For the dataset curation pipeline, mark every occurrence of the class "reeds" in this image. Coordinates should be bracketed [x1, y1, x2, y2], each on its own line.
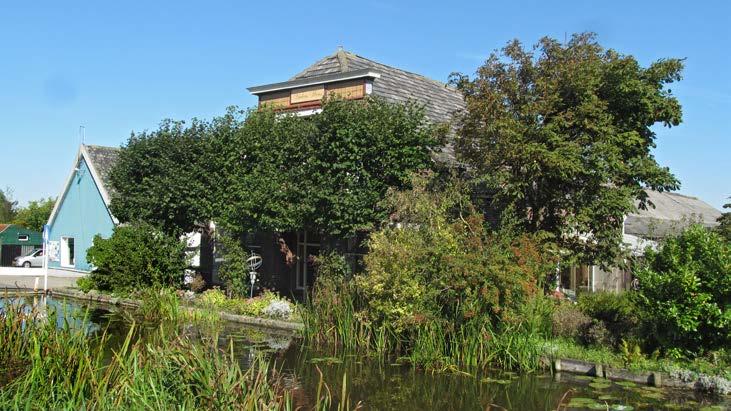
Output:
[302, 282, 550, 374]
[0, 296, 359, 410]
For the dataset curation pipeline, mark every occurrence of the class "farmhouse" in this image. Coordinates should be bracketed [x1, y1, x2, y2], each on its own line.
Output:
[237, 48, 465, 297]
[45, 49, 723, 300]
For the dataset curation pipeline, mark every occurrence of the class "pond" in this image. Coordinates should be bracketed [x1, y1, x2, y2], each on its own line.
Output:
[2, 295, 728, 411]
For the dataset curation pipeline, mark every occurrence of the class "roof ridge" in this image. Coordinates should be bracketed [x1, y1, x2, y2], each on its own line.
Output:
[344, 51, 459, 91]
[83, 144, 120, 150]
[289, 50, 341, 80]
[336, 48, 349, 72]
[664, 191, 699, 200]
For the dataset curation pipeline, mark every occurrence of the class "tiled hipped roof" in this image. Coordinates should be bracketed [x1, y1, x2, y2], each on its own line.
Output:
[291, 50, 465, 127]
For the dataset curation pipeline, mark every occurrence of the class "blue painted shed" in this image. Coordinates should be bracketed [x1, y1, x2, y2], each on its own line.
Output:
[46, 145, 120, 273]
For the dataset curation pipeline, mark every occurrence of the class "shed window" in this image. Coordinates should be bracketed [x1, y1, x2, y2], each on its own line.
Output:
[61, 237, 75, 268]
[18, 234, 29, 242]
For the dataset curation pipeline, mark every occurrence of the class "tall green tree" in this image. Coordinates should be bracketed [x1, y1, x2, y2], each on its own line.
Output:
[109, 118, 224, 236]
[109, 98, 438, 243]
[715, 197, 731, 242]
[217, 98, 440, 237]
[12, 197, 55, 231]
[450, 33, 683, 265]
[215, 107, 314, 236]
[307, 98, 440, 236]
[0, 188, 18, 223]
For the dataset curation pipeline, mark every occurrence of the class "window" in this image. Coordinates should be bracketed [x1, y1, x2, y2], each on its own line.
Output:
[61, 237, 75, 267]
[18, 234, 29, 242]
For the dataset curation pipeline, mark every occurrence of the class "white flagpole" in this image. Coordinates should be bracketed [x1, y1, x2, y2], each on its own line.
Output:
[43, 224, 49, 293]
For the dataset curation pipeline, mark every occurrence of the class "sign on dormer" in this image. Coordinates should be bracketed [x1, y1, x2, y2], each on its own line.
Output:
[291, 85, 325, 104]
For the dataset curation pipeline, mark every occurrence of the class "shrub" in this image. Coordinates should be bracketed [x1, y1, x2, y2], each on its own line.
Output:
[75, 276, 94, 293]
[86, 222, 187, 293]
[188, 274, 207, 293]
[262, 300, 293, 320]
[198, 288, 228, 308]
[579, 320, 612, 347]
[551, 302, 592, 340]
[217, 235, 254, 298]
[633, 225, 731, 354]
[578, 291, 640, 345]
[359, 172, 556, 333]
[196, 288, 293, 319]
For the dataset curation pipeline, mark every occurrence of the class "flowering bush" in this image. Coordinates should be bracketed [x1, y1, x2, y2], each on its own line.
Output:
[262, 300, 293, 320]
[196, 288, 293, 320]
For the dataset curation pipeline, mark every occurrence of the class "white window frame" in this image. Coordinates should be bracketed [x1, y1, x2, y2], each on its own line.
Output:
[17, 234, 29, 242]
[60, 236, 75, 268]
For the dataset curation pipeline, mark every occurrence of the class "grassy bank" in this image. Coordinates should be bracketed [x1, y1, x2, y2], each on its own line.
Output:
[0, 297, 358, 410]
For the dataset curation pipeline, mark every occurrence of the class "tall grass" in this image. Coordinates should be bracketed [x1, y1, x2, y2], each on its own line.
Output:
[0, 297, 360, 410]
[302, 277, 552, 373]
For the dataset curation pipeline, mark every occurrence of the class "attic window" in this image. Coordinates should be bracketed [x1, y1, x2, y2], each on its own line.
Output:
[18, 234, 29, 242]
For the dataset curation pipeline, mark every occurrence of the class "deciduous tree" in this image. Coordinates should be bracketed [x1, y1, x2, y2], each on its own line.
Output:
[450, 33, 683, 265]
[12, 197, 55, 231]
[109, 118, 224, 236]
[716, 198, 731, 242]
[0, 188, 17, 223]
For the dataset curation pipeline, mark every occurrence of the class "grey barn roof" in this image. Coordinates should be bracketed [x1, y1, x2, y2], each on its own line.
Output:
[290, 49, 466, 127]
[625, 190, 721, 238]
[83, 144, 120, 196]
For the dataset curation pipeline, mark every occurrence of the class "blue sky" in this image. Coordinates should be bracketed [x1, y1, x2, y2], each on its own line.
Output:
[1, 1, 729, 209]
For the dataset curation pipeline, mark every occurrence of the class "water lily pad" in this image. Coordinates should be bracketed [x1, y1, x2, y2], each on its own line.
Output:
[568, 397, 598, 407]
[598, 394, 616, 401]
[699, 407, 725, 411]
[610, 406, 634, 411]
[569, 399, 599, 409]
[615, 381, 637, 388]
[575, 375, 595, 381]
[571, 397, 596, 404]
[589, 382, 612, 389]
[637, 390, 664, 400]
[481, 377, 511, 384]
[588, 402, 610, 410]
[308, 357, 342, 364]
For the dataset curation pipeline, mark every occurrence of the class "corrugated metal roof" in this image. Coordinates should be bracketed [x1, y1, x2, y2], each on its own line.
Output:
[0, 224, 9, 234]
[625, 190, 722, 238]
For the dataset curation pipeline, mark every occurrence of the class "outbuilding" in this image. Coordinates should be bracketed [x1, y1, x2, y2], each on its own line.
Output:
[0, 224, 42, 266]
[46, 144, 120, 274]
